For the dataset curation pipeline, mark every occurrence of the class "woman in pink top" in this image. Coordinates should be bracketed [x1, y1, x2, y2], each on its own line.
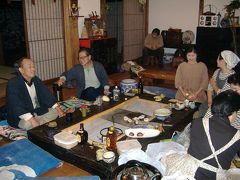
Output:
[175, 46, 209, 103]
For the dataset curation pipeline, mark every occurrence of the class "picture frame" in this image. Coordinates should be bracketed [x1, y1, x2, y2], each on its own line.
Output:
[230, 16, 239, 27]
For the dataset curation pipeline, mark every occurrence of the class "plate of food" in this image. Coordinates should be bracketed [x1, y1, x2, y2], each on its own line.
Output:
[154, 108, 171, 120]
[125, 128, 160, 138]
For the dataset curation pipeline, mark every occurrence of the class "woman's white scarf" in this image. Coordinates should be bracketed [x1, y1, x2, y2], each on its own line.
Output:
[221, 50, 240, 70]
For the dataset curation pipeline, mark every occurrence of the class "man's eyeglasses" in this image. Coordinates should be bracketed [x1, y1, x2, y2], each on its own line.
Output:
[79, 55, 89, 60]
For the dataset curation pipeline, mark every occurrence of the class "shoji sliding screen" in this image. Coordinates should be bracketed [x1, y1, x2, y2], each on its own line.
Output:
[123, 0, 146, 61]
[24, 0, 65, 80]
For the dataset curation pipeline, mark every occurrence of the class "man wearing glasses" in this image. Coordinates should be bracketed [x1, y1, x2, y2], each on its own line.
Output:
[57, 48, 109, 101]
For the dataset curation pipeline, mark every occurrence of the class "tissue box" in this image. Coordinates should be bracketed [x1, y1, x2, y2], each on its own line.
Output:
[53, 131, 78, 149]
[116, 139, 142, 155]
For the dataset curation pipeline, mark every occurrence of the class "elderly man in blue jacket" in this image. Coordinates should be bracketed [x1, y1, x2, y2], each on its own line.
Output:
[6, 58, 65, 130]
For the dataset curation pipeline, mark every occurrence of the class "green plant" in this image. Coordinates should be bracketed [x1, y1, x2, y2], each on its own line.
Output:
[224, 0, 240, 55]
[224, 0, 240, 17]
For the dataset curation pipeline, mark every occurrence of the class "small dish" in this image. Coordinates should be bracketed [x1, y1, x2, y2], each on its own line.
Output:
[174, 103, 185, 110]
[103, 151, 115, 163]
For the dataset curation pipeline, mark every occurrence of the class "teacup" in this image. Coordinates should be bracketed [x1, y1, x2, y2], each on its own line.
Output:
[103, 151, 115, 163]
[189, 101, 196, 109]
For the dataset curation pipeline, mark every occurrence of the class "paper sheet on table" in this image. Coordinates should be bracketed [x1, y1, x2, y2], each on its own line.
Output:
[120, 98, 168, 116]
[118, 149, 165, 175]
[146, 141, 187, 161]
[84, 118, 128, 144]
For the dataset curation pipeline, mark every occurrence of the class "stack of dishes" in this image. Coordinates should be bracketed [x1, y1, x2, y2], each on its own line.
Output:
[154, 108, 172, 121]
[120, 79, 138, 93]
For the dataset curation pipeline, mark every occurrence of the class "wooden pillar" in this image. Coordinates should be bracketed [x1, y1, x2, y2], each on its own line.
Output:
[100, 0, 106, 23]
[63, 0, 79, 70]
[198, 0, 204, 24]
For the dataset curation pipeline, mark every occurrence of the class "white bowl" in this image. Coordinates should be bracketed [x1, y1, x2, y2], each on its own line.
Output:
[103, 151, 115, 163]
[154, 108, 171, 116]
[154, 108, 171, 121]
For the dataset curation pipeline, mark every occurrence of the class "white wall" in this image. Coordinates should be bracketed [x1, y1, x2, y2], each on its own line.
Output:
[78, 0, 100, 37]
[149, 0, 240, 41]
[149, 0, 199, 36]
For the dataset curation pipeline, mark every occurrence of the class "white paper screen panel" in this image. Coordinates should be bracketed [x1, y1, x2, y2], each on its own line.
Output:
[24, 0, 65, 80]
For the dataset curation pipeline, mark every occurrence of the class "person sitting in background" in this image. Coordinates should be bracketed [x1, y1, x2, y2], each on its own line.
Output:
[57, 48, 109, 101]
[163, 90, 240, 179]
[175, 45, 209, 103]
[6, 58, 65, 130]
[171, 48, 185, 68]
[207, 50, 240, 107]
[142, 28, 164, 66]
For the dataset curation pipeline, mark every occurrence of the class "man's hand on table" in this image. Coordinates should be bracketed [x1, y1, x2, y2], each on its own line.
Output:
[29, 117, 40, 128]
[55, 106, 66, 117]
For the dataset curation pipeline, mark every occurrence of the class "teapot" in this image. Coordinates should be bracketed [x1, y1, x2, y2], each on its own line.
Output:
[114, 160, 161, 180]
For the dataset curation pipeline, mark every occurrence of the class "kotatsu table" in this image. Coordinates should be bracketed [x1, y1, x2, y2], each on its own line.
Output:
[28, 94, 196, 179]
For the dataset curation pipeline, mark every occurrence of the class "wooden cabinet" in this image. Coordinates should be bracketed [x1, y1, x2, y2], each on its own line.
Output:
[79, 37, 118, 74]
[196, 27, 238, 69]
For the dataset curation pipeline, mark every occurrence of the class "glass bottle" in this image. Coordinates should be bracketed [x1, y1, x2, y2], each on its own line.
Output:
[113, 86, 120, 101]
[76, 123, 88, 145]
[52, 83, 63, 101]
[106, 126, 117, 151]
[138, 76, 143, 95]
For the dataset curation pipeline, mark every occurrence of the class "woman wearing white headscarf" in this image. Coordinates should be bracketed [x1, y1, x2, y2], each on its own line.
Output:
[207, 50, 240, 107]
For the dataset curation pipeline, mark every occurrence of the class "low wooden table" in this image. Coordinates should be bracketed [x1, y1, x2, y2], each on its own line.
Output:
[28, 94, 196, 179]
[139, 64, 176, 82]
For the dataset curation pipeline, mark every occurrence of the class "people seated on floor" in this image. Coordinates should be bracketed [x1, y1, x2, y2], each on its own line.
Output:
[207, 50, 240, 107]
[171, 48, 185, 68]
[204, 73, 240, 129]
[6, 58, 65, 130]
[57, 47, 109, 101]
[175, 45, 209, 103]
[228, 73, 240, 129]
[175, 73, 240, 150]
[198, 50, 240, 118]
[142, 28, 164, 66]
[162, 90, 240, 179]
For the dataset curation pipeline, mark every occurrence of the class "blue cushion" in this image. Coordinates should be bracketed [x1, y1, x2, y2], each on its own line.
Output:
[144, 86, 176, 99]
[28, 176, 100, 180]
[0, 120, 8, 126]
[0, 139, 61, 176]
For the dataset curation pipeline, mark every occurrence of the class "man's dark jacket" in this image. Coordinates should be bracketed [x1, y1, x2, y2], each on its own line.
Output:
[6, 75, 57, 128]
[61, 61, 108, 98]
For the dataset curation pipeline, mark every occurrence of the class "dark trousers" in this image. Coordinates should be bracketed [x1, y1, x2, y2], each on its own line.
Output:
[142, 47, 164, 66]
[80, 86, 104, 101]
